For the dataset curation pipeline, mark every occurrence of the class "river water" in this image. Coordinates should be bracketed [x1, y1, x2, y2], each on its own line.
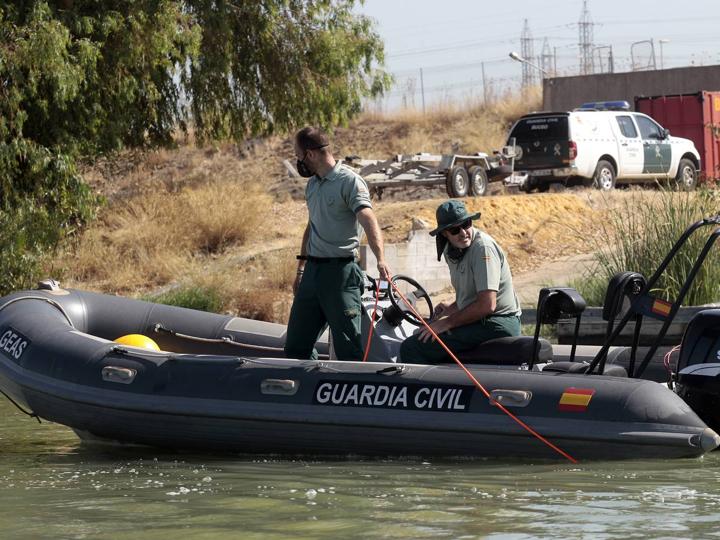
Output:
[1, 400, 719, 539]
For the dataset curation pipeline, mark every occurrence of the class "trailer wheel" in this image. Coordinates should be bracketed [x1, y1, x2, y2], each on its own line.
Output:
[446, 166, 469, 197]
[674, 158, 697, 191]
[468, 166, 489, 197]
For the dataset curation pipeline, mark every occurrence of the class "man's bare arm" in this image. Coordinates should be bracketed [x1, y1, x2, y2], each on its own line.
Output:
[417, 291, 496, 343]
[444, 290, 496, 329]
[356, 207, 391, 281]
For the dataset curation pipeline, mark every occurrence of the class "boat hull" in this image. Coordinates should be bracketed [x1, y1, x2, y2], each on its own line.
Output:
[0, 288, 717, 460]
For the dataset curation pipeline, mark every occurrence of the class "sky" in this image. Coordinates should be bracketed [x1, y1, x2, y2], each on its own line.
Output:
[356, 0, 720, 110]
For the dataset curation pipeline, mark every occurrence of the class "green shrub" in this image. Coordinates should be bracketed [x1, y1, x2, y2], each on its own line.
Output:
[0, 141, 98, 294]
[521, 323, 557, 343]
[145, 285, 223, 313]
[573, 189, 720, 306]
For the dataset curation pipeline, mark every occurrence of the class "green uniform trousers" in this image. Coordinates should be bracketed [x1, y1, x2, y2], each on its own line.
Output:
[399, 314, 521, 364]
[284, 260, 365, 361]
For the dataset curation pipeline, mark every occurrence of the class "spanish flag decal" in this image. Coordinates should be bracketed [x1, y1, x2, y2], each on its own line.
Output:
[651, 298, 673, 318]
[558, 387, 595, 412]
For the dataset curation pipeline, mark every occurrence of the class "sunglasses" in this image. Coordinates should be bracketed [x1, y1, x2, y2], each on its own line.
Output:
[446, 219, 472, 235]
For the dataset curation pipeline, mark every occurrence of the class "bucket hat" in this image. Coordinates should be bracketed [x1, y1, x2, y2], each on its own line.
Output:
[429, 200, 481, 236]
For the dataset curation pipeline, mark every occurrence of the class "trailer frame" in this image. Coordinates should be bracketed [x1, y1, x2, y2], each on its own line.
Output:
[283, 144, 519, 199]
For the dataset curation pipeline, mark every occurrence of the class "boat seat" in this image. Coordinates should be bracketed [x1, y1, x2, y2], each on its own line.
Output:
[542, 361, 628, 377]
[455, 336, 553, 365]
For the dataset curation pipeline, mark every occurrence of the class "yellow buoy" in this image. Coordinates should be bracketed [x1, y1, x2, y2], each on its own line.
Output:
[113, 334, 161, 351]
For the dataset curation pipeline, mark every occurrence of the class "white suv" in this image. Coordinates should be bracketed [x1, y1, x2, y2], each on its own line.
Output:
[507, 101, 701, 191]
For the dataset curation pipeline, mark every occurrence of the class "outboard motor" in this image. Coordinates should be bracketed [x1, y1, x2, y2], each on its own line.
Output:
[675, 309, 720, 433]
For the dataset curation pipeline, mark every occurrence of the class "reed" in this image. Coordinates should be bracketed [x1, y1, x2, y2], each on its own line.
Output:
[572, 188, 720, 306]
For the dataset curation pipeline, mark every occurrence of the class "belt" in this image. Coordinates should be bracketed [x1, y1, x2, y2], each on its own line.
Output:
[297, 255, 355, 263]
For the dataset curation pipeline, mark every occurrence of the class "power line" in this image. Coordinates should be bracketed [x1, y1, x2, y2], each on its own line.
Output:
[595, 15, 720, 25]
[388, 37, 516, 58]
[380, 75, 520, 98]
[391, 57, 509, 76]
[387, 34, 578, 60]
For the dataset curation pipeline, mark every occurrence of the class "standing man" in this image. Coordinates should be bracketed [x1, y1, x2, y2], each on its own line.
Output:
[284, 127, 391, 361]
[400, 200, 521, 364]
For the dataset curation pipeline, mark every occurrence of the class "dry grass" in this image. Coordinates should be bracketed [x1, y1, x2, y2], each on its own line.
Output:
[59, 180, 272, 293]
[143, 246, 298, 321]
[350, 88, 542, 157]
[229, 247, 297, 320]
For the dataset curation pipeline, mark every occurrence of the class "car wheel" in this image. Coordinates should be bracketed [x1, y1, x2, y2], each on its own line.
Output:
[674, 158, 697, 191]
[592, 160, 616, 191]
[446, 166, 469, 197]
[468, 165, 488, 197]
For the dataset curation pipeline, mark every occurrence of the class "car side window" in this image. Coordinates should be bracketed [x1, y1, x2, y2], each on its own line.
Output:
[634, 115, 664, 140]
[616, 116, 638, 138]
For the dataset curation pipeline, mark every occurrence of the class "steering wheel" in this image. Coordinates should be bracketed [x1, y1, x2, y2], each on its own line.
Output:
[387, 275, 434, 327]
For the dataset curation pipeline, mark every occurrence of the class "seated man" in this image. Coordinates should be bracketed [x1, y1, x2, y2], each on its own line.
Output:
[400, 200, 521, 364]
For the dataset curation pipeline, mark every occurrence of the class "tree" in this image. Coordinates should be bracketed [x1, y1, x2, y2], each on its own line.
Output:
[0, 1, 389, 293]
[184, 0, 390, 140]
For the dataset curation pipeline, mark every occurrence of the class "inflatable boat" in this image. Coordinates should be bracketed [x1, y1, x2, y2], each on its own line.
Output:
[1, 215, 718, 461]
[0, 278, 717, 462]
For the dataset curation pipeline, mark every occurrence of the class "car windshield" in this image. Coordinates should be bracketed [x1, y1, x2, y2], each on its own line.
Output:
[509, 116, 569, 142]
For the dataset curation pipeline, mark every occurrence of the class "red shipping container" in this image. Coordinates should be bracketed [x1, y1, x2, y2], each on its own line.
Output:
[635, 91, 720, 183]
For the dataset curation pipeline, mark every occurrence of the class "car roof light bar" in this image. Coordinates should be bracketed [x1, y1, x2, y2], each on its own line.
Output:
[576, 100, 631, 111]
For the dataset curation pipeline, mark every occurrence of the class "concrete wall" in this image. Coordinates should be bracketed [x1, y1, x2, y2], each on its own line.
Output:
[543, 65, 720, 112]
[359, 228, 450, 294]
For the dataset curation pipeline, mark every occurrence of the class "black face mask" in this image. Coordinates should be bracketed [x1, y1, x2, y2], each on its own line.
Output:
[435, 234, 469, 262]
[295, 144, 329, 178]
[447, 244, 469, 263]
[296, 152, 314, 178]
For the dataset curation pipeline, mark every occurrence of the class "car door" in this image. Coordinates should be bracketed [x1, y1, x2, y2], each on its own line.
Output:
[613, 115, 643, 177]
[634, 114, 672, 176]
[507, 114, 570, 172]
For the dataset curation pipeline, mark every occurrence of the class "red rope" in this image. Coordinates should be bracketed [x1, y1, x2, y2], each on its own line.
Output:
[362, 280, 380, 362]
[389, 281, 578, 464]
[664, 344, 681, 377]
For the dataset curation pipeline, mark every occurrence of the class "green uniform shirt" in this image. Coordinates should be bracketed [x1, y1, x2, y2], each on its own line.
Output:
[445, 228, 521, 316]
[305, 161, 372, 258]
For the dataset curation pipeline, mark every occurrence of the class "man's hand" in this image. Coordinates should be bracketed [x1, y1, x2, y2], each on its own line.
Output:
[432, 301, 455, 320]
[376, 259, 391, 282]
[416, 318, 452, 343]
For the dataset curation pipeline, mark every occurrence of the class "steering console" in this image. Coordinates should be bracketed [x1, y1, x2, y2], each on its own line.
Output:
[384, 275, 434, 327]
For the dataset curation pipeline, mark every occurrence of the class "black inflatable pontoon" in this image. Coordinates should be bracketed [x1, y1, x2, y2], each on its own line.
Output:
[0, 281, 717, 461]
